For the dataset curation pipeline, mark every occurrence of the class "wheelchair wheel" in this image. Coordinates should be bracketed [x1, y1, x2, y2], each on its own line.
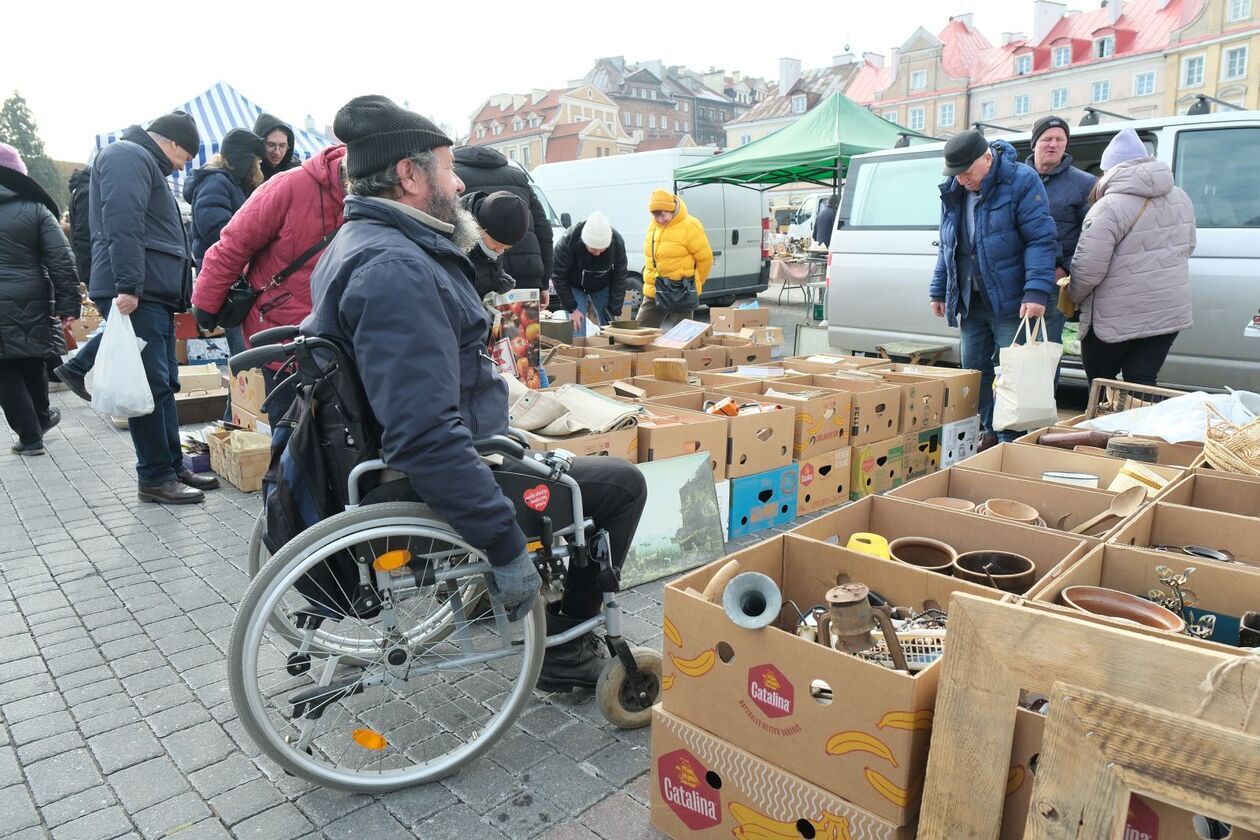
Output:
[595, 647, 661, 730]
[229, 502, 546, 792]
[247, 512, 267, 577]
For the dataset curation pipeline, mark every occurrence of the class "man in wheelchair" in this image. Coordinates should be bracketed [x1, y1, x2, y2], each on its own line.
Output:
[301, 95, 647, 692]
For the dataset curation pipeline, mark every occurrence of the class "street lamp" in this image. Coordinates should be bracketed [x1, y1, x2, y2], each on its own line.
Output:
[1187, 94, 1245, 115]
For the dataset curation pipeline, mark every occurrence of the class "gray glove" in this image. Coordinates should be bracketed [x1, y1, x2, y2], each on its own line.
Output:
[487, 551, 542, 621]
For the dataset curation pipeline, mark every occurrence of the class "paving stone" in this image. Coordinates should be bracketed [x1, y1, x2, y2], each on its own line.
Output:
[41, 784, 118, 829]
[489, 731, 558, 774]
[133, 789, 212, 840]
[0, 672, 56, 705]
[157, 818, 232, 840]
[49, 804, 133, 840]
[146, 702, 211, 738]
[484, 789, 567, 838]
[207, 777, 285, 826]
[87, 721, 163, 775]
[417, 802, 509, 840]
[231, 803, 314, 840]
[15, 729, 85, 764]
[538, 821, 603, 840]
[576, 791, 653, 840]
[584, 742, 652, 788]
[551, 720, 617, 761]
[322, 802, 414, 840]
[5, 691, 69, 724]
[162, 722, 235, 773]
[441, 758, 522, 809]
[25, 748, 104, 806]
[379, 782, 458, 827]
[517, 704, 579, 739]
[524, 754, 614, 817]
[107, 755, 189, 813]
[187, 754, 262, 799]
[0, 745, 21, 787]
[131, 683, 196, 716]
[292, 786, 372, 827]
[0, 783, 40, 831]
[79, 707, 144, 740]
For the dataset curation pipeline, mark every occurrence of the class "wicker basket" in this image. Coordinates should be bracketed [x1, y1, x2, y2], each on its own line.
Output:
[1203, 403, 1260, 476]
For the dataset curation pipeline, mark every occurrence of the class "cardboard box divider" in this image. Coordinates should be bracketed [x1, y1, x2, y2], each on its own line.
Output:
[1015, 425, 1204, 469]
[1107, 501, 1260, 571]
[727, 463, 798, 538]
[637, 405, 727, 481]
[795, 447, 852, 515]
[713, 337, 772, 365]
[229, 404, 271, 436]
[644, 390, 795, 478]
[779, 373, 901, 447]
[681, 345, 729, 371]
[551, 346, 634, 384]
[621, 376, 703, 399]
[522, 426, 638, 461]
[850, 436, 905, 500]
[620, 346, 674, 376]
[790, 494, 1093, 594]
[710, 306, 770, 334]
[1159, 470, 1260, 518]
[542, 357, 577, 386]
[870, 364, 981, 424]
[959, 442, 1184, 490]
[715, 380, 851, 458]
[903, 427, 942, 483]
[662, 533, 1009, 824]
[890, 466, 1140, 540]
[737, 325, 785, 347]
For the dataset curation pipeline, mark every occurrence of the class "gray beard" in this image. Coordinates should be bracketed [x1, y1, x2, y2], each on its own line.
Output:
[450, 207, 481, 252]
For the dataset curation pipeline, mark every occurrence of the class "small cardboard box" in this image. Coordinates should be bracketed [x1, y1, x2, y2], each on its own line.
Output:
[552, 346, 634, 384]
[940, 415, 981, 467]
[713, 337, 773, 365]
[1159, 470, 1260, 517]
[230, 369, 268, 418]
[638, 406, 727, 481]
[851, 436, 905, 499]
[651, 319, 713, 351]
[791, 494, 1092, 594]
[542, 358, 577, 387]
[662, 533, 1007, 824]
[960, 443, 1184, 491]
[796, 447, 852, 515]
[903, 427, 942, 482]
[207, 428, 271, 492]
[650, 706, 913, 840]
[717, 380, 851, 458]
[873, 364, 981, 424]
[681, 345, 729, 372]
[784, 374, 900, 447]
[738, 325, 785, 346]
[178, 363, 222, 393]
[1015, 426, 1204, 469]
[523, 427, 638, 461]
[710, 306, 769, 334]
[644, 391, 795, 478]
[874, 371, 946, 433]
[621, 346, 674, 376]
[70, 316, 102, 345]
[174, 388, 229, 426]
[1107, 502, 1260, 570]
[728, 463, 798, 538]
[890, 467, 1137, 540]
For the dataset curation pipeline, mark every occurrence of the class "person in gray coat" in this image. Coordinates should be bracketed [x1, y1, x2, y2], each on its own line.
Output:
[1069, 128, 1195, 385]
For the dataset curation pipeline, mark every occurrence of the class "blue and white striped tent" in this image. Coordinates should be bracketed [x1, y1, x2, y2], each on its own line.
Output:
[93, 81, 334, 195]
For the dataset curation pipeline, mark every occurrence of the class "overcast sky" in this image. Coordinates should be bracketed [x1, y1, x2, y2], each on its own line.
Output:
[4, 0, 1101, 161]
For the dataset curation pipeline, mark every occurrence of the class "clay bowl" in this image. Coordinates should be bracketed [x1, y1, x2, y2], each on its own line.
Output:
[889, 537, 957, 575]
[982, 498, 1041, 525]
[953, 551, 1037, 593]
[1059, 585, 1186, 633]
[924, 497, 976, 513]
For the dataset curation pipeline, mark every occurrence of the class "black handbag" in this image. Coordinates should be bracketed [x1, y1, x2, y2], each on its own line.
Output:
[649, 233, 698, 313]
[213, 230, 337, 329]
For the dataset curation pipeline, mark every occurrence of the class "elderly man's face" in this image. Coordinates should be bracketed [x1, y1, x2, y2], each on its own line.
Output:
[1034, 128, 1069, 171]
[956, 151, 994, 192]
[265, 130, 289, 166]
[159, 137, 194, 172]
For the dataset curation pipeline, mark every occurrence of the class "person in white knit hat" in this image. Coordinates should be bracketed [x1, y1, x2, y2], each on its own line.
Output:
[552, 210, 629, 328]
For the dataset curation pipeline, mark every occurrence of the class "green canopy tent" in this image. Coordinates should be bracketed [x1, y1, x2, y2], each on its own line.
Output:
[673, 92, 935, 192]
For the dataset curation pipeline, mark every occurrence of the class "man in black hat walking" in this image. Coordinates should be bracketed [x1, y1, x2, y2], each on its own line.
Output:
[56, 111, 219, 504]
[1025, 115, 1096, 352]
[929, 129, 1057, 447]
[303, 95, 646, 692]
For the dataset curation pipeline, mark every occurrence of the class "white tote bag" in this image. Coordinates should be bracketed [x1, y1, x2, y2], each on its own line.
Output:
[993, 315, 1062, 432]
[90, 304, 154, 418]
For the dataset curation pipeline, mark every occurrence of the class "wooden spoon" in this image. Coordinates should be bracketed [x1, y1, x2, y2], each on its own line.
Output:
[1069, 485, 1146, 535]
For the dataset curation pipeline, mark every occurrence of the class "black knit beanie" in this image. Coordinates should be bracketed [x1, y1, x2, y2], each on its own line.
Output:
[1031, 115, 1070, 147]
[147, 110, 201, 156]
[221, 129, 265, 179]
[475, 191, 531, 246]
[334, 95, 453, 179]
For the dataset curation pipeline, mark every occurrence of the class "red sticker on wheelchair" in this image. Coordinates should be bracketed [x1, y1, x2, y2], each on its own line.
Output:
[523, 484, 550, 511]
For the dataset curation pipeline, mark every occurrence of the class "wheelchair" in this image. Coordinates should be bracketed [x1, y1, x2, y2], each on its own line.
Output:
[224, 327, 662, 793]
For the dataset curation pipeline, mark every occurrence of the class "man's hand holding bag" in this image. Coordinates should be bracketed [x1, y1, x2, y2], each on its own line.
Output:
[993, 315, 1062, 432]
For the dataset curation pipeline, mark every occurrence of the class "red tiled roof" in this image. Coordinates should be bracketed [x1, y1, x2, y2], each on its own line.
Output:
[844, 60, 893, 105]
[635, 136, 686, 151]
[545, 135, 579, 163]
[939, 19, 994, 78]
[727, 63, 860, 125]
[550, 121, 590, 139]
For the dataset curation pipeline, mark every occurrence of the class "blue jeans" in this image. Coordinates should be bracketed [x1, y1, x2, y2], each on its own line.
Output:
[959, 292, 1024, 441]
[572, 287, 612, 325]
[222, 326, 247, 422]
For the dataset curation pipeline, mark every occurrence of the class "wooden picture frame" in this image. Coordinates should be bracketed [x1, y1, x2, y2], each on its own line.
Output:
[918, 593, 1260, 838]
[1024, 683, 1260, 838]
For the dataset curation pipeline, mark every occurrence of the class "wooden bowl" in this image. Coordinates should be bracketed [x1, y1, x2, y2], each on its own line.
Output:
[889, 537, 956, 574]
[982, 498, 1041, 524]
[1059, 586, 1186, 633]
[953, 551, 1037, 593]
[923, 497, 976, 513]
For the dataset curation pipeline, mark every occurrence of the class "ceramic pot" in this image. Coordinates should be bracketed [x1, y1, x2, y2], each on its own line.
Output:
[953, 551, 1037, 593]
[1059, 585, 1186, 633]
[889, 537, 957, 575]
[982, 498, 1041, 525]
[924, 497, 976, 513]
[846, 533, 890, 560]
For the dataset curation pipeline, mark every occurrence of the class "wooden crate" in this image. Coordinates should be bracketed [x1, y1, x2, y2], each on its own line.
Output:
[207, 430, 270, 492]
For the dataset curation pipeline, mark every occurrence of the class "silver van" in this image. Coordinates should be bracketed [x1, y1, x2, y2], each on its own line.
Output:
[825, 111, 1260, 392]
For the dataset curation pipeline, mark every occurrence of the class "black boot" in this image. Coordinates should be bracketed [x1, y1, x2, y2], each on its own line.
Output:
[537, 603, 607, 693]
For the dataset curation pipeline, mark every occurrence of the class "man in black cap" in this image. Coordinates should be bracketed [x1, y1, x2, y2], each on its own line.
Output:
[461, 189, 531, 297]
[55, 110, 217, 504]
[930, 129, 1056, 447]
[304, 95, 646, 692]
[1025, 115, 1096, 353]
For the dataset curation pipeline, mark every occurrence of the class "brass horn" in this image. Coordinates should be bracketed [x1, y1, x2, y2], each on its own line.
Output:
[721, 572, 783, 630]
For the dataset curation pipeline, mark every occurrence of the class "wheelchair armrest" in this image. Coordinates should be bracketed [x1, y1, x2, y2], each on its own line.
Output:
[250, 325, 301, 347]
[474, 435, 527, 461]
[505, 427, 530, 448]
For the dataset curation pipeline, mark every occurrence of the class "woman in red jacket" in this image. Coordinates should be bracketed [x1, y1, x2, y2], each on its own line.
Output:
[191, 144, 346, 417]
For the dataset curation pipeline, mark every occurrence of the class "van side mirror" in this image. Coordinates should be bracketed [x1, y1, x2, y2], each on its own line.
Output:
[560, 212, 572, 228]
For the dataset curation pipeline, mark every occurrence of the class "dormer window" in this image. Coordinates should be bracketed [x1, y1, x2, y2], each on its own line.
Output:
[512, 117, 523, 131]
[1095, 36, 1115, 58]
[1015, 55, 1032, 75]
[910, 70, 927, 90]
[1052, 45, 1071, 67]
[791, 94, 807, 114]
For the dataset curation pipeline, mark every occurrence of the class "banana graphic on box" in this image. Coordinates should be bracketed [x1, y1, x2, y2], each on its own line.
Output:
[876, 709, 934, 731]
[661, 674, 675, 691]
[729, 802, 855, 840]
[669, 648, 718, 678]
[824, 731, 898, 768]
[663, 616, 682, 648]
[864, 768, 922, 808]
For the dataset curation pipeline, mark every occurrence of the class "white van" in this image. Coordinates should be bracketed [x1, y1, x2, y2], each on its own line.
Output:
[531, 148, 770, 306]
[825, 111, 1260, 392]
[787, 190, 833, 240]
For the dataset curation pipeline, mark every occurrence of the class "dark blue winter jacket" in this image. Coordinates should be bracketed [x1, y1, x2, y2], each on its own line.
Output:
[1023, 153, 1097, 275]
[303, 196, 526, 567]
[930, 140, 1057, 327]
[183, 167, 246, 266]
[88, 126, 191, 310]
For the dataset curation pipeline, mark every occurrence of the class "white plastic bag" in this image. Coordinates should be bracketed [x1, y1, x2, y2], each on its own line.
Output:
[90, 304, 154, 418]
[993, 316, 1062, 432]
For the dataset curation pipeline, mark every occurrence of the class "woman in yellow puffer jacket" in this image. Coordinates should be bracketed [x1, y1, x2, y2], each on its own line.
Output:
[640, 189, 713, 329]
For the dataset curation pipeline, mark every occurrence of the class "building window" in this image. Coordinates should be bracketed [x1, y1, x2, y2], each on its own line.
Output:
[1224, 45, 1249, 80]
[1092, 80, 1111, 102]
[1014, 94, 1030, 116]
[650, 90, 657, 100]
[512, 118, 523, 131]
[910, 70, 928, 90]
[623, 111, 631, 126]
[1134, 72, 1156, 97]
[1182, 55, 1205, 87]
[675, 120, 681, 131]
[1053, 45, 1071, 68]
[684, 121, 690, 132]
[883, 109, 899, 123]
[476, 126, 486, 139]
[981, 101, 996, 120]
[908, 107, 926, 130]
[791, 94, 807, 114]
[1095, 36, 1115, 58]
[507, 148, 516, 160]
[523, 146, 531, 165]
[684, 101, 690, 112]
[635, 113, 642, 127]
[493, 124, 502, 135]
[1228, 0, 1251, 21]
[1051, 87, 1069, 109]
[740, 134, 752, 145]
[649, 113, 656, 128]
[1015, 55, 1033, 75]
[938, 102, 955, 127]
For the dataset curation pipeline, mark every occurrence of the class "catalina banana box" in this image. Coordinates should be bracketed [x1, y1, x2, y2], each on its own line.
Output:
[650, 706, 914, 839]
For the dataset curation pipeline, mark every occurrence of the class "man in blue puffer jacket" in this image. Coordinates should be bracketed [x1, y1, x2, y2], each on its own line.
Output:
[930, 131, 1057, 446]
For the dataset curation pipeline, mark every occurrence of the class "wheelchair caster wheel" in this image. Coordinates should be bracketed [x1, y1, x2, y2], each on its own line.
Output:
[595, 647, 661, 730]
[286, 653, 311, 676]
